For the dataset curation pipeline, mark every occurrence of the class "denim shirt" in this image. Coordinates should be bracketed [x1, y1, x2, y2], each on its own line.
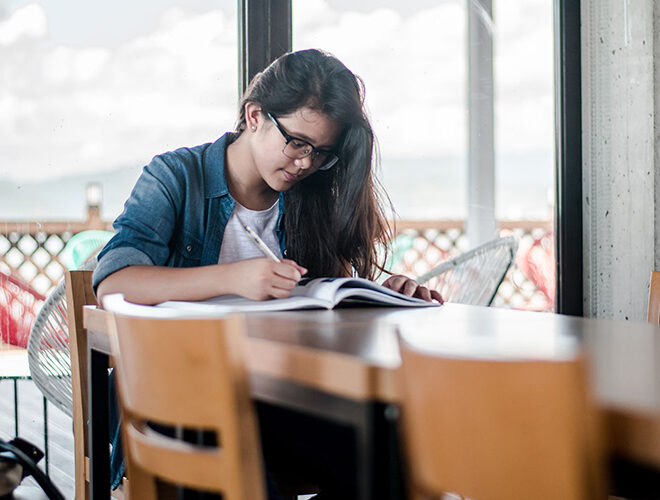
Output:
[92, 132, 286, 292]
[93, 132, 286, 492]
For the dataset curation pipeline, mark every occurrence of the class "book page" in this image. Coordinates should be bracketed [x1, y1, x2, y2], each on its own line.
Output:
[159, 293, 332, 313]
[292, 277, 434, 307]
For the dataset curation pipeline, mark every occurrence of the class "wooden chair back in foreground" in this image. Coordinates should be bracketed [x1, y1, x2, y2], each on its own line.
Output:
[64, 270, 97, 500]
[648, 271, 660, 324]
[107, 312, 265, 500]
[398, 336, 603, 500]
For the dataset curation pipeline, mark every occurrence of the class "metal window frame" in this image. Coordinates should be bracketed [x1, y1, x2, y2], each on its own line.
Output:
[238, 0, 292, 97]
[237, 0, 582, 316]
[554, 0, 583, 316]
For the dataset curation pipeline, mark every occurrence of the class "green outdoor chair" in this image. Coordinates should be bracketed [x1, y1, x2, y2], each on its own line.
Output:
[59, 230, 112, 270]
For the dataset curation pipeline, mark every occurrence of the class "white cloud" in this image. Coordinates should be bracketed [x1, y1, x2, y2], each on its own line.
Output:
[0, 3, 46, 46]
[1, 0, 553, 185]
[1, 5, 238, 182]
[293, 0, 554, 157]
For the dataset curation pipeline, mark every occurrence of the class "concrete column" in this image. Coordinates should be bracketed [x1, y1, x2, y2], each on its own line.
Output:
[655, 3, 660, 273]
[467, 0, 496, 249]
[582, 0, 657, 320]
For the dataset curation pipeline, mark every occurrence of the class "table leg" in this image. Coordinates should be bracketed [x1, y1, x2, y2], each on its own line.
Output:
[89, 348, 110, 500]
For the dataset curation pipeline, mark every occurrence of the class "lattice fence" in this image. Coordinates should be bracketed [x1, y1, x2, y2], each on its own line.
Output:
[0, 231, 73, 294]
[0, 219, 555, 311]
[388, 220, 554, 311]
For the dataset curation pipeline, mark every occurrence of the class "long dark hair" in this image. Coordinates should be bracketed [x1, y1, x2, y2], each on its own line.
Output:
[236, 49, 392, 279]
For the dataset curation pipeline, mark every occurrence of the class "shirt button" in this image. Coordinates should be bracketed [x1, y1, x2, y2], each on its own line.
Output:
[186, 244, 192, 252]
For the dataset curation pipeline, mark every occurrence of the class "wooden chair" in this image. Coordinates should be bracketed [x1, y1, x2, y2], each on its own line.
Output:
[648, 271, 660, 324]
[64, 270, 98, 500]
[106, 311, 266, 500]
[398, 336, 603, 500]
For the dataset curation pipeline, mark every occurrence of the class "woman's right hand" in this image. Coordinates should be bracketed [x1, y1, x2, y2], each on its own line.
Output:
[224, 258, 307, 301]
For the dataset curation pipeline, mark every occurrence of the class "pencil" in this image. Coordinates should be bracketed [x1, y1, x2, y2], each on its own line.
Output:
[235, 214, 282, 263]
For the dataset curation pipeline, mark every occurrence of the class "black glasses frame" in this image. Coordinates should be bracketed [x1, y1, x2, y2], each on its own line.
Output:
[266, 112, 338, 170]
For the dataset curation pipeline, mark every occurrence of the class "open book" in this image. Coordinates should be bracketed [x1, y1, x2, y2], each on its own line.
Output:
[158, 277, 439, 313]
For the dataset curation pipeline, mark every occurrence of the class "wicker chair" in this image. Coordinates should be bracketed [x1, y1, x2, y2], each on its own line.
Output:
[1, 273, 45, 348]
[27, 260, 97, 418]
[416, 236, 518, 306]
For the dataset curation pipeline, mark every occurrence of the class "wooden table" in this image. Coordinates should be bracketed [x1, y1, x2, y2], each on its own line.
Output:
[83, 303, 660, 499]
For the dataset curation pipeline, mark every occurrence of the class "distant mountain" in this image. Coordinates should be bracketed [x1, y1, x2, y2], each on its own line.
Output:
[0, 165, 143, 221]
[0, 152, 554, 222]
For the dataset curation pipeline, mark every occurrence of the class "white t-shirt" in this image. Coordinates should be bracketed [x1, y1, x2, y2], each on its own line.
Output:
[218, 200, 283, 264]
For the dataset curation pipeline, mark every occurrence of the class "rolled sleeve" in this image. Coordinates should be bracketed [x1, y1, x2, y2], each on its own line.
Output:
[92, 154, 187, 293]
[92, 247, 155, 292]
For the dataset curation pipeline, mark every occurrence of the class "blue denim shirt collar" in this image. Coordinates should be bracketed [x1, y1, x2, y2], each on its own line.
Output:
[200, 133, 286, 264]
[203, 133, 233, 199]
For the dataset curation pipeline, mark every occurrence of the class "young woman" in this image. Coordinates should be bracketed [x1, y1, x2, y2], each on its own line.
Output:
[94, 48, 441, 498]
[93, 48, 442, 304]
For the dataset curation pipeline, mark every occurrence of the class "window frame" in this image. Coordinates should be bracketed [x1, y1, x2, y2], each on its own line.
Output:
[240, 0, 584, 316]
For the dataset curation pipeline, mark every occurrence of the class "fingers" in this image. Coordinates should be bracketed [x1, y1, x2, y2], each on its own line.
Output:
[382, 275, 408, 292]
[402, 279, 418, 296]
[278, 259, 307, 281]
[382, 274, 444, 303]
[281, 259, 308, 277]
[413, 285, 432, 302]
[265, 259, 307, 299]
[430, 290, 444, 304]
[383, 275, 419, 296]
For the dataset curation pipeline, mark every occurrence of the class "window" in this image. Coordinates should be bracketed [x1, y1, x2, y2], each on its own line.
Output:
[293, 0, 556, 310]
[0, 0, 237, 292]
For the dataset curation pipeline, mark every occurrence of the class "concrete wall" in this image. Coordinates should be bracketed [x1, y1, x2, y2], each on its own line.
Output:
[582, 0, 657, 320]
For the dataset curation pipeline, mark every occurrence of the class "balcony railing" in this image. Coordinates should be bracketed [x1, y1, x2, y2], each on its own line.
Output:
[0, 210, 554, 311]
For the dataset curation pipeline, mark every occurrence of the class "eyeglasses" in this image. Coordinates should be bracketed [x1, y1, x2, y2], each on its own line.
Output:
[267, 112, 339, 171]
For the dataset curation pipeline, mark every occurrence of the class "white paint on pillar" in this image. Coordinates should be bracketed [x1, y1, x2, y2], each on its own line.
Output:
[582, 0, 656, 320]
[467, 0, 496, 249]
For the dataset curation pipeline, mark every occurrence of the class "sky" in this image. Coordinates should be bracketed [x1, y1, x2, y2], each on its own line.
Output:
[0, 0, 554, 184]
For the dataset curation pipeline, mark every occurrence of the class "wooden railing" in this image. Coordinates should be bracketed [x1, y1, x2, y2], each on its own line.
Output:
[0, 212, 554, 310]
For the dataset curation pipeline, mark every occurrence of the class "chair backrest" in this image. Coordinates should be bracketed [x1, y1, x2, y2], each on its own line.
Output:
[648, 271, 660, 324]
[107, 312, 265, 500]
[64, 269, 98, 500]
[416, 236, 518, 306]
[1, 272, 45, 348]
[27, 280, 71, 416]
[59, 230, 113, 270]
[398, 337, 603, 500]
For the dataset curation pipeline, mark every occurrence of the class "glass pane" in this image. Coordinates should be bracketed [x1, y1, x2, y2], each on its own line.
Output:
[293, 0, 555, 311]
[495, 0, 554, 222]
[293, 0, 467, 221]
[1, 0, 237, 299]
[493, 0, 555, 311]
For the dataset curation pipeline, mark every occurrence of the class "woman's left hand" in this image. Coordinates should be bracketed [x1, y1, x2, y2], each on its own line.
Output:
[381, 275, 444, 304]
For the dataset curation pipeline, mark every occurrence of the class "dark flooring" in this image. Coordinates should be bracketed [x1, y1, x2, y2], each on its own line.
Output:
[0, 378, 74, 499]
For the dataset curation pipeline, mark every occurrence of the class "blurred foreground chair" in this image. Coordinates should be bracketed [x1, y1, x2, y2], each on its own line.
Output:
[27, 266, 99, 500]
[106, 308, 266, 500]
[648, 271, 660, 324]
[65, 270, 98, 500]
[416, 236, 517, 306]
[398, 334, 603, 500]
